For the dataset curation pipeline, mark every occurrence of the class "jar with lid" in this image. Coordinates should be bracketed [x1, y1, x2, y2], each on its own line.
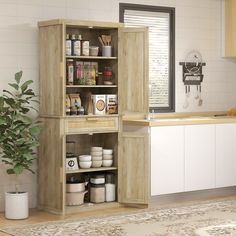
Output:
[77, 106, 85, 115]
[105, 174, 115, 202]
[96, 72, 103, 85]
[75, 61, 84, 85]
[103, 67, 113, 85]
[90, 183, 105, 203]
[66, 59, 74, 85]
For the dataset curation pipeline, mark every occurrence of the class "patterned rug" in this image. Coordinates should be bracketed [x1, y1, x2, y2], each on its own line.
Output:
[2, 199, 236, 236]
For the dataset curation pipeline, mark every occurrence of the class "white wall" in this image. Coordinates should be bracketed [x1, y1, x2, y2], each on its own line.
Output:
[0, 0, 235, 211]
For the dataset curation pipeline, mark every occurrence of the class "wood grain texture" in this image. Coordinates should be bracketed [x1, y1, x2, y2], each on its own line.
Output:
[118, 27, 149, 118]
[38, 118, 65, 214]
[65, 117, 119, 134]
[118, 126, 150, 204]
[225, 0, 236, 57]
[39, 24, 64, 116]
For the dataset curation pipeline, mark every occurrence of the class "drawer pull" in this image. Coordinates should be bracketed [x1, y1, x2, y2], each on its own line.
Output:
[86, 117, 99, 121]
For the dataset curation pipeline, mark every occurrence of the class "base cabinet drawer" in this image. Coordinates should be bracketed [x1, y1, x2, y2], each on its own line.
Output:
[65, 117, 119, 134]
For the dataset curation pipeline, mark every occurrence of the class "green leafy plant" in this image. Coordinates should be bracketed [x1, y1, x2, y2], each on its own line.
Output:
[0, 71, 42, 176]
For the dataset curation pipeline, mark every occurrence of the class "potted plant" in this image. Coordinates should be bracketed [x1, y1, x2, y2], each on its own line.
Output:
[0, 71, 42, 219]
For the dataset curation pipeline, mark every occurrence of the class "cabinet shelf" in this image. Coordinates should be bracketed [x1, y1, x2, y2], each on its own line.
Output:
[66, 56, 117, 60]
[66, 166, 117, 174]
[66, 201, 119, 214]
[66, 85, 117, 88]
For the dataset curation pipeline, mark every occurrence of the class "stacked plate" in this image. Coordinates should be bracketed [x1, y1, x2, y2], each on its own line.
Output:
[102, 149, 113, 167]
[91, 147, 103, 168]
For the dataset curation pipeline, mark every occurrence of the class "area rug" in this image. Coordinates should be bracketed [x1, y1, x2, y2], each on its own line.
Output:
[2, 199, 236, 236]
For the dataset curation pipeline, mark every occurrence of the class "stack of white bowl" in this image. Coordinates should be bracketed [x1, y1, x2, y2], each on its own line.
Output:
[91, 147, 103, 168]
[78, 155, 92, 169]
[102, 149, 113, 167]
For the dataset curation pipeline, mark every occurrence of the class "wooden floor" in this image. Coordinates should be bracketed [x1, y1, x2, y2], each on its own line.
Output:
[1, 188, 236, 236]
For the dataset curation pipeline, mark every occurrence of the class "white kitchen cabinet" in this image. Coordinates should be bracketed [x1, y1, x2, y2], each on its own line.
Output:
[216, 123, 236, 187]
[151, 126, 185, 195]
[185, 125, 215, 191]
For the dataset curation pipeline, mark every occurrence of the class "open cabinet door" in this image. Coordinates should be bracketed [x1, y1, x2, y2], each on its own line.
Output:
[118, 27, 149, 205]
[118, 128, 150, 204]
[118, 27, 149, 118]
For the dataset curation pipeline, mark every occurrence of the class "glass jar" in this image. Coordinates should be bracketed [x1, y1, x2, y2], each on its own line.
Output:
[66, 59, 74, 85]
[103, 67, 113, 85]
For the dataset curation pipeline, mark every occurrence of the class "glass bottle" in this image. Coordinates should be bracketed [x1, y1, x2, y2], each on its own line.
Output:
[66, 34, 72, 56]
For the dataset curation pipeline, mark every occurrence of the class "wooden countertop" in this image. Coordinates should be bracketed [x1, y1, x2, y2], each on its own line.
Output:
[123, 115, 236, 127]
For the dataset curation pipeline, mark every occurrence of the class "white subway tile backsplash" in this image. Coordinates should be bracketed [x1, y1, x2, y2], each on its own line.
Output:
[66, 8, 90, 20]
[0, 3, 17, 17]
[42, 6, 67, 19]
[17, 5, 43, 18]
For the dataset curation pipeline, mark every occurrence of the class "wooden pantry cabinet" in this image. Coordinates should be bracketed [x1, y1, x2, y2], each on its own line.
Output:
[38, 19, 148, 214]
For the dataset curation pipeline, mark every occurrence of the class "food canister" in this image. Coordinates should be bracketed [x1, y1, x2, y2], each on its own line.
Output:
[90, 174, 105, 184]
[90, 183, 105, 203]
[105, 173, 115, 202]
[105, 183, 115, 202]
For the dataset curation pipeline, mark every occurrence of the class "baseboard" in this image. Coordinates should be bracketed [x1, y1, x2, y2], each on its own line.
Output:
[150, 186, 236, 206]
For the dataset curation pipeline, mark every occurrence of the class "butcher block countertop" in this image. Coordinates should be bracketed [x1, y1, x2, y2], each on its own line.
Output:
[123, 112, 236, 127]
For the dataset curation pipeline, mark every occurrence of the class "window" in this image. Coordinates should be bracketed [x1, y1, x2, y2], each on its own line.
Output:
[120, 3, 175, 112]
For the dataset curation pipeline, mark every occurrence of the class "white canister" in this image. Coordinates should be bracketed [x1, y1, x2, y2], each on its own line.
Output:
[105, 183, 115, 202]
[102, 46, 112, 57]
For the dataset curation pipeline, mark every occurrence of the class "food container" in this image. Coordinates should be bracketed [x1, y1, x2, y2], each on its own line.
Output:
[66, 191, 87, 206]
[90, 184, 105, 203]
[90, 174, 105, 184]
[66, 182, 86, 192]
[81, 40, 89, 56]
[79, 155, 92, 162]
[102, 160, 113, 167]
[105, 183, 115, 202]
[89, 46, 99, 56]
[92, 94, 106, 115]
[106, 95, 118, 114]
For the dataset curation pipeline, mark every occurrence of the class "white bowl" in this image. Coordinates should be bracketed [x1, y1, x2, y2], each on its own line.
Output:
[103, 149, 113, 155]
[79, 155, 91, 162]
[103, 154, 113, 160]
[91, 146, 103, 152]
[91, 155, 103, 161]
[79, 161, 92, 169]
[102, 160, 113, 167]
[89, 46, 99, 56]
[91, 151, 103, 156]
[91, 160, 102, 168]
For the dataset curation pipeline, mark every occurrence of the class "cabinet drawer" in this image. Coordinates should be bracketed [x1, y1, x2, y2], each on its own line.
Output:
[65, 117, 119, 134]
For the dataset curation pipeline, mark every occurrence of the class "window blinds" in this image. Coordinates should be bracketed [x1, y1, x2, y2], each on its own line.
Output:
[124, 10, 170, 108]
